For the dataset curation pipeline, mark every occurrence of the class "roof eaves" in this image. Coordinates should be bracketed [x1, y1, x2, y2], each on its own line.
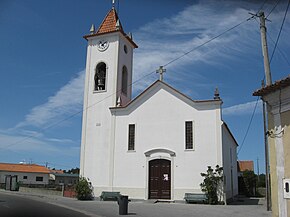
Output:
[253, 74, 290, 96]
[110, 80, 221, 110]
[222, 121, 239, 146]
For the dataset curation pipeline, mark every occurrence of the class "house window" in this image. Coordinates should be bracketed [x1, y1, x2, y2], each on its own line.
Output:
[185, 121, 193, 149]
[36, 176, 43, 182]
[23, 176, 27, 179]
[122, 66, 128, 95]
[94, 62, 106, 91]
[128, 124, 135, 151]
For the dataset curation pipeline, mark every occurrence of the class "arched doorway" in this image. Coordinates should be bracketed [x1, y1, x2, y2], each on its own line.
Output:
[149, 159, 171, 199]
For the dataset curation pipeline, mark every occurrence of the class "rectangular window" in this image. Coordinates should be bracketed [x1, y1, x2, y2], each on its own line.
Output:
[23, 176, 27, 179]
[36, 176, 43, 182]
[185, 121, 193, 149]
[128, 124, 135, 151]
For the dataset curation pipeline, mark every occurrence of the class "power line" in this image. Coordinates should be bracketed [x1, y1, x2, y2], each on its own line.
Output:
[1, 14, 255, 152]
[258, 0, 270, 13]
[238, 97, 260, 155]
[253, 17, 290, 67]
[164, 18, 252, 68]
[269, 0, 290, 63]
[266, 0, 281, 19]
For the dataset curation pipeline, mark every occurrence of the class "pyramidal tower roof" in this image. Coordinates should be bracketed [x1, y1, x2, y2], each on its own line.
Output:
[84, 8, 137, 48]
[97, 8, 123, 34]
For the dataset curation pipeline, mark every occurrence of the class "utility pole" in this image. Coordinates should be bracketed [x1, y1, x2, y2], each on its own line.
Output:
[257, 157, 260, 183]
[259, 11, 272, 85]
[258, 11, 272, 211]
[262, 80, 271, 211]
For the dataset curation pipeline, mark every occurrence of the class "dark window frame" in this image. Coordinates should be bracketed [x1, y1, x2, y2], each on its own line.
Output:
[128, 124, 135, 151]
[23, 176, 27, 180]
[36, 176, 43, 182]
[185, 121, 193, 149]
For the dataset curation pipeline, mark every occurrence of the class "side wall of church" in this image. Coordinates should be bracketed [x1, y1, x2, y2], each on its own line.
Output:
[222, 125, 238, 202]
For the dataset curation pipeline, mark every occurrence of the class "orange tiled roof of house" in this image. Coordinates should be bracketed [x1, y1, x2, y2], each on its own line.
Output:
[238, 161, 254, 172]
[0, 163, 50, 174]
[253, 74, 290, 96]
[50, 169, 64, 174]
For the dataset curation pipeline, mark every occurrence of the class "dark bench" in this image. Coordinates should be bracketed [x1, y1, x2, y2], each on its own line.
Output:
[100, 191, 121, 201]
[184, 193, 207, 203]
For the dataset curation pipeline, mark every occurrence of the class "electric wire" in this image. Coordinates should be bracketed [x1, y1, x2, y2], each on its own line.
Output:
[266, 0, 281, 19]
[1, 14, 256, 153]
[258, 0, 270, 13]
[269, 0, 290, 63]
[253, 17, 290, 67]
[237, 97, 260, 155]
[237, 1, 290, 156]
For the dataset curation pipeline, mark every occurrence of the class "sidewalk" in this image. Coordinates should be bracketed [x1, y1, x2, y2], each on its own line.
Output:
[1, 190, 271, 217]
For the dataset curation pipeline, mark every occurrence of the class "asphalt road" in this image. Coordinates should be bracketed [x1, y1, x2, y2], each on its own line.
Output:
[0, 192, 92, 217]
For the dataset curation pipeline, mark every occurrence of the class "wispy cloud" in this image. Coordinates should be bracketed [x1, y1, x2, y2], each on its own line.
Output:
[223, 100, 262, 116]
[132, 2, 258, 94]
[16, 70, 85, 128]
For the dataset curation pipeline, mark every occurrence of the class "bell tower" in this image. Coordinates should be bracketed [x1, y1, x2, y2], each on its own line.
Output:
[80, 7, 137, 192]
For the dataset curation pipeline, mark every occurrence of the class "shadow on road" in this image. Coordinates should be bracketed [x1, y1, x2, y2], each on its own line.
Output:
[229, 196, 263, 205]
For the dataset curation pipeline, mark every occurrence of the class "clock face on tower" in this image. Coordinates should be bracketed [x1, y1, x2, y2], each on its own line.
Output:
[97, 40, 109, 51]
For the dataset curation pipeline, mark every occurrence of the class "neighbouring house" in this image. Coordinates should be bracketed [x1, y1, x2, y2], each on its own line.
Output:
[49, 172, 79, 186]
[0, 163, 50, 190]
[253, 75, 290, 217]
[237, 160, 254, 177]
[80, 6, 239, 202]
[237, 160, 255, 195]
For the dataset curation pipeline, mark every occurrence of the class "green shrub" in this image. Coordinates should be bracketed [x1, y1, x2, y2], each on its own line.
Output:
[200, 165, 223, 205]
[75, 177, 93, 200]
[242, 170, 256, 196]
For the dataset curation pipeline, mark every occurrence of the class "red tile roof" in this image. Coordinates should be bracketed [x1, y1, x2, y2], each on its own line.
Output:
[0, 163, 50, 174]
[50, 169, 64, 174]
[96, 8, 123, 34]
[253, 74, 290, 96]
[83, 8, 138, 48]
[238, 161, 254, 172]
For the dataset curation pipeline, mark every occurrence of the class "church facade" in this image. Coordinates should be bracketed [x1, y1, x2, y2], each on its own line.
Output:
[80, 7, 238, 201]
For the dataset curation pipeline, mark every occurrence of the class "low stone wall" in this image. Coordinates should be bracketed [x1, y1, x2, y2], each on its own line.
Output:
[19, 186, 62, 196]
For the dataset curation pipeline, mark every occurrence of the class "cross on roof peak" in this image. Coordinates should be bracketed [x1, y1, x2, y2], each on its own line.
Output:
[156, 66, 166, 81]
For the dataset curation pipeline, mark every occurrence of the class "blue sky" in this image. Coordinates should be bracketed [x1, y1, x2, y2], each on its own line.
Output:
[0, 0, 289, 172]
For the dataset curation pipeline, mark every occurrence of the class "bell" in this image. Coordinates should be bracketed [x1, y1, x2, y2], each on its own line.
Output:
[98, 78, 105, 86]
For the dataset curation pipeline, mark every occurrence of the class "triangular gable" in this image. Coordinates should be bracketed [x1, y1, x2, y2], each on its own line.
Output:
[222, 122, 239, 147]
[110, 80, 221, 113]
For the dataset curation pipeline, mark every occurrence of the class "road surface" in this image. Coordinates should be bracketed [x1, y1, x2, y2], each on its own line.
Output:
[0, 192, 92, 217]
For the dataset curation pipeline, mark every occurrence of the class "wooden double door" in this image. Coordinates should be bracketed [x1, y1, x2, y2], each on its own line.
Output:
[149, 159, 171, 199]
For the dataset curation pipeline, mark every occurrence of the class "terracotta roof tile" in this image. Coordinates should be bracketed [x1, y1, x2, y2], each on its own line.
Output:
[253, 74, 290, 96]
[237, 161, 254, 172]
[83, 8, 138, 48]
[96, 8, 123, 34]
[0, 163, 50, 174]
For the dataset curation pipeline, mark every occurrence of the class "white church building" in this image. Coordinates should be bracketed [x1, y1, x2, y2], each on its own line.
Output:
[80, 7, 238, 202]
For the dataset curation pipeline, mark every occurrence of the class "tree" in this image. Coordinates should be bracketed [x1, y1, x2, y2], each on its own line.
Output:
[75, 177, 93, 200]
[65, 167, 80, 174]
[200, 165, 223, 205]
[242, 170, 257, 196]
[257, 174, 266, 188]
